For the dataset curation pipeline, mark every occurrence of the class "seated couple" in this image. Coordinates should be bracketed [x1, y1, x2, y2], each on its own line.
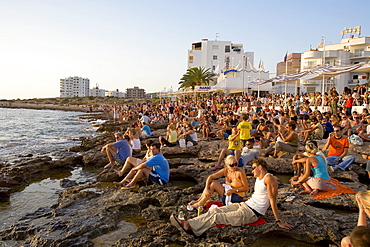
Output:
[114, 142, 169, 190]
[188, 155, 248, 209]
[173, 158, 293, 236]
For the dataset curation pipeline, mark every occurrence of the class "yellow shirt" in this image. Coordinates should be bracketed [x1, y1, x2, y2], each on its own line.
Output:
[237, 121, 252, 140]
[228, 135, 241, 150]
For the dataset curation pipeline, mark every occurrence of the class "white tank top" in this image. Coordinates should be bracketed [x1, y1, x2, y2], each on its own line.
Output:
[245, 173, 271, 215]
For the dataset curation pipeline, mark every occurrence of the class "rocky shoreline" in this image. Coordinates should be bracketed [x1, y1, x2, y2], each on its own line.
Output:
[0, 102, 98, 112]
[0, 113, 370, 246]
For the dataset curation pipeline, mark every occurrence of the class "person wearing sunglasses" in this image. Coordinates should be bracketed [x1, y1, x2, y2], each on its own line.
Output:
[173, 158, 293, 236]
[322, 127, 355, 171]
[187, 155, 248, 209]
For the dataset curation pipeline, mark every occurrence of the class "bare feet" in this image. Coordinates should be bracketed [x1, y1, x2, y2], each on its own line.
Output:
[299, 190, 312, 195]
[188, 200, 198, 206]
[114, 169, 123, 177]
[310, 189, 319, 196]
[113, 178, 131, 186]
[104, 163, 115, 169]
[190, 202, 204, 209]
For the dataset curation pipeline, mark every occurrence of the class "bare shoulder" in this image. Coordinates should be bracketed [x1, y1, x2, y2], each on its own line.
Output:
[264, 173, 278, 184]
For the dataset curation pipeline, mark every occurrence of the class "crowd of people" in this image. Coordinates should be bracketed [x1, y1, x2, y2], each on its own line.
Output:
[100, 86, 370, 244]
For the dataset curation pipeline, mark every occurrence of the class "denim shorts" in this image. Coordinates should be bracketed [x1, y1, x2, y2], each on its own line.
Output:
[113, 153, 125, 164]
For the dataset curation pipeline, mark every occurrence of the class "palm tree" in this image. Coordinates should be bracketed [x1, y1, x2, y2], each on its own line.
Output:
[178, 67, 215, 91]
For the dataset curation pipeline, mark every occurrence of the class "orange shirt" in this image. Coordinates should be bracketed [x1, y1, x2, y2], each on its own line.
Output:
[328, 136, 349, 157]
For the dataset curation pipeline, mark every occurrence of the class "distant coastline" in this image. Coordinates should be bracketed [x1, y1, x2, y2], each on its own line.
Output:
[0, 102, 95, 112]
[0, 97, 146, 113]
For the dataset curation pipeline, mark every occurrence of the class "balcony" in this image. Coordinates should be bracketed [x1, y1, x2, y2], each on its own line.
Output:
[302, 80, 319, 85]
[350, 51, 370, 58]
[303, 50, 322, 58]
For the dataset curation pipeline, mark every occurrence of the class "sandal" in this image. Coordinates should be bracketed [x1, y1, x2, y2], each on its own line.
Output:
[121, 184, 138, 190]
[170, 214, 194, 235]
[104, 164, 114, 169]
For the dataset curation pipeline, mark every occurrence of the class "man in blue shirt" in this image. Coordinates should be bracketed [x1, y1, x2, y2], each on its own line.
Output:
[121, 143, 170, 190]
[140, 122, 153, 137]
[101, 132, 131, 169]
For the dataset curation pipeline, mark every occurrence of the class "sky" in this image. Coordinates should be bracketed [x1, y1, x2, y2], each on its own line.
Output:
[0, 0, 369, 99]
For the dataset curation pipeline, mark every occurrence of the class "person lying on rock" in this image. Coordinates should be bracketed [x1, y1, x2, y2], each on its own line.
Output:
[290, 141, 335, 196]
[187, 155, 248, 209]
[341, 190, 370, 247]
[101, 132, 131, 169]
[114, 140, 154, 185]
[120, 143, 169, 190]
[171, 158, 293, 236]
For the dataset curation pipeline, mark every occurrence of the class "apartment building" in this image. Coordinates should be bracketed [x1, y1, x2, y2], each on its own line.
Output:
[60, 76, 90, 98]
[300, 33, 370, 94]
[126, 86, 145, 98]
[188, 38, 254, 79]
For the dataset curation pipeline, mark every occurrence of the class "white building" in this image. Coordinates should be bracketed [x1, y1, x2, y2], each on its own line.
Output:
[188, 38, 254, 80]
[89, 85, 106, 97]
[60, 76, 90, 98]
[187, 38, 270, 95]
[300, 28, 370, 94]
[106, 89, 125, 98]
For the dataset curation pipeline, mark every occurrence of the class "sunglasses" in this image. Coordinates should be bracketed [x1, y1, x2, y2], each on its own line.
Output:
[252, 166, 258, 170]
[334, 129, 341, 132]
[229, 163, 238, 167]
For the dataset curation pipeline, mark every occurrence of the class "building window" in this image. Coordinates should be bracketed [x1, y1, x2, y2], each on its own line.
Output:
[212, 45, 218, 50]
[213, 55, 217, 60]
[225, 46, 230, 53]
[355, 48, 364, 56]
[307, 61, 316, 68]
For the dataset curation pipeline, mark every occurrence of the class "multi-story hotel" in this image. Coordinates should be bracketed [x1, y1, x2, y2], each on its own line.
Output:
[186, 38, 270, 96]
[188, 38, 254, 78]
[60, 76, 90, 98]
[300, 30, 370, 94]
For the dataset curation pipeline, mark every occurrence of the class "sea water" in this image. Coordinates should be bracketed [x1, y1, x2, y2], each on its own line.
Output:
[0, 108, 102, 163]
[0, 108, 103, 230]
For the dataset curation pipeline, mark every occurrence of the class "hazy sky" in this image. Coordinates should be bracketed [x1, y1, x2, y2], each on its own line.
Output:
[0, 0, 369, 99]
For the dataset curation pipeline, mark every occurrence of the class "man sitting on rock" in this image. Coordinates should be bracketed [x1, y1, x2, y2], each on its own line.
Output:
[101, 132, 131, 169]
[170, 158, 293, 236]
[322, 126, 355, 171]
[239, 139, 260, 167]
[120, 143, 169, 190]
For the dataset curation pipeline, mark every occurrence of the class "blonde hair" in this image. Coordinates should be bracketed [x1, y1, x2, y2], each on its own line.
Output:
[356, 191, 370, 209]
[305, 141, 318, 154]
[167, 124, 176, 130]
[225, 155, 237, 166]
